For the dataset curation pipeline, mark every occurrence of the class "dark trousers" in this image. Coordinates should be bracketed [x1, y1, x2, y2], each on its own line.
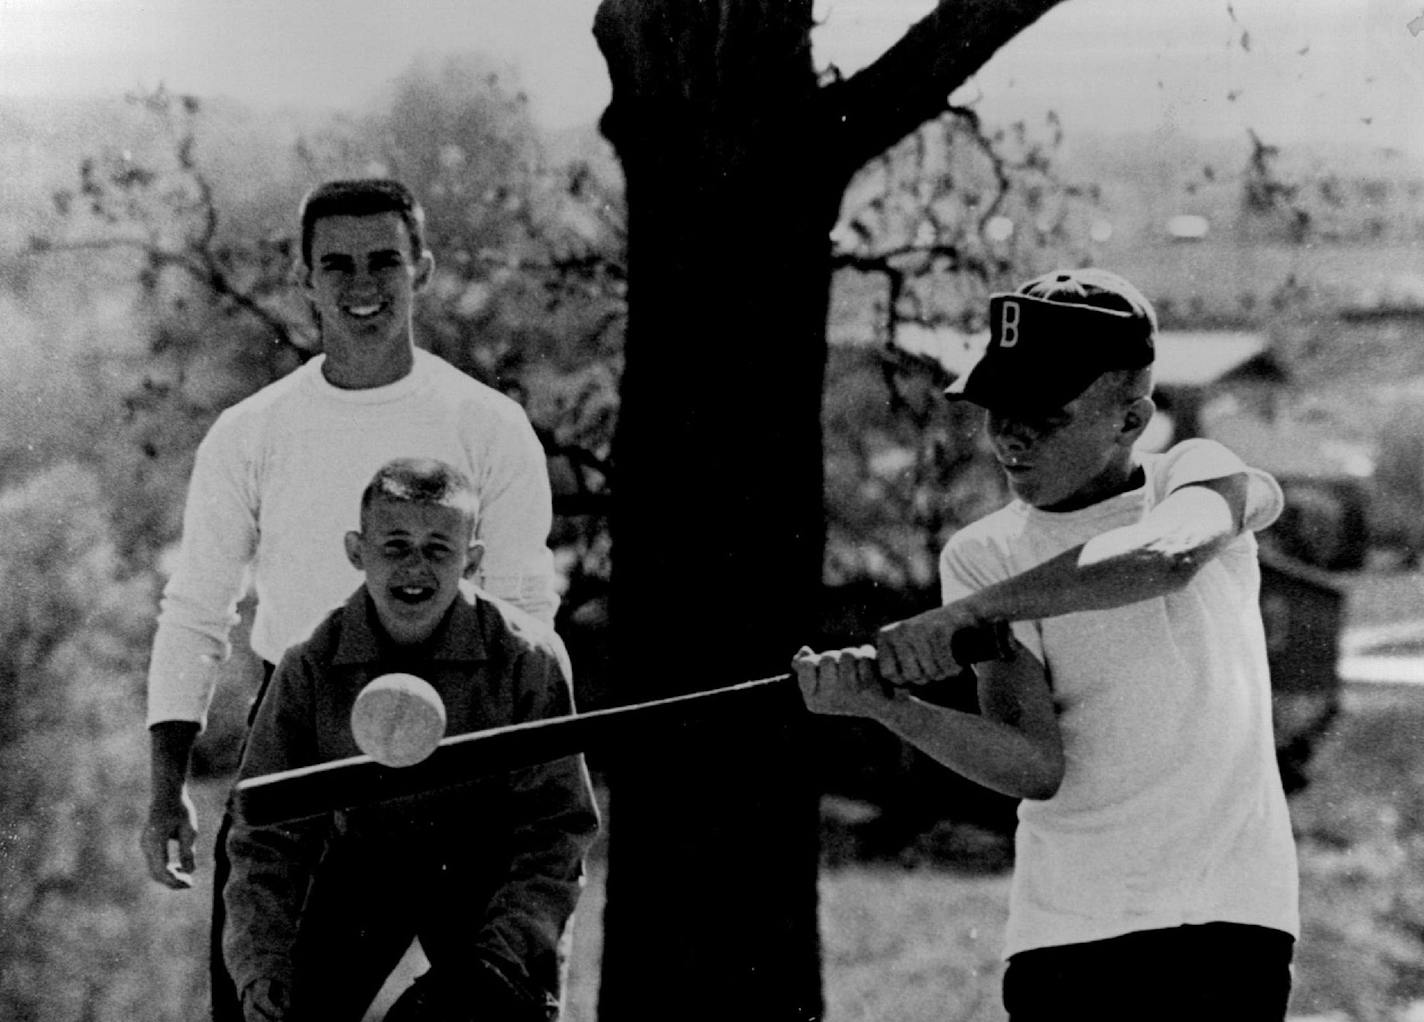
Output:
[210, 810, 242, 1022]
[210, 661, 277, 1022]
[285, 843, 477, 1021]
[220, 793, 510, 1021]
[213, 810, 426, 1022]
[1002, 922, 1295, 1022]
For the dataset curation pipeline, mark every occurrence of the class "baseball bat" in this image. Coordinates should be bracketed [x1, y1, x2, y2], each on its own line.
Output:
[235, 620, 1012, 825]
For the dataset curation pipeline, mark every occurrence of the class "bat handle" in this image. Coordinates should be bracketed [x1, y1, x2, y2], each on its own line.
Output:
[878, 620, 1013, 708]
[950, 619, 1013, 666]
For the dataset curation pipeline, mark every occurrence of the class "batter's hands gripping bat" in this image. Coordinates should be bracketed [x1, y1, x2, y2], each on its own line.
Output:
[235, 620, 1012, 825]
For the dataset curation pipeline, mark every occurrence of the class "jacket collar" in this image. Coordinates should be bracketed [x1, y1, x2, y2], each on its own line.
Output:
[331, 585, 489, 667]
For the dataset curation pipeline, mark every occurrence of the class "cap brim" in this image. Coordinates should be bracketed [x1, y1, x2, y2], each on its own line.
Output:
[946, 357, 1105, 415]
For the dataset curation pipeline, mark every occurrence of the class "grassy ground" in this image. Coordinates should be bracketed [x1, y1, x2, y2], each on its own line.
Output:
[1286, 682, 1424, 1022]
[556, 809, 1017, 1022]
[818, 867, 1010, 1022]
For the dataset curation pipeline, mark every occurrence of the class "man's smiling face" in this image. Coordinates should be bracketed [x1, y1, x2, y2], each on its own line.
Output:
[344, 497, 481, 646]
[303, 212, 432, 382]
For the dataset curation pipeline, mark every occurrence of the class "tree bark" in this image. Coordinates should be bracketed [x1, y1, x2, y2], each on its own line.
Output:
[591, 2, 1067, 1018]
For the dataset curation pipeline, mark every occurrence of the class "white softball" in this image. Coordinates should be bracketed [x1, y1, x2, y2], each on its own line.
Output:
[350, 673, 447, 768]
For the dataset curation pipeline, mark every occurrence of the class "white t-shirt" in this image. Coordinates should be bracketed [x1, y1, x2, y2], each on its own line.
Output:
[147, 349, 558, 727]
[940, 439, 1300, 958]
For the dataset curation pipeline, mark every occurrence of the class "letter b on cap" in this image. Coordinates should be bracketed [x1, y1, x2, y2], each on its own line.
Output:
[1000, 299, 1021, 348]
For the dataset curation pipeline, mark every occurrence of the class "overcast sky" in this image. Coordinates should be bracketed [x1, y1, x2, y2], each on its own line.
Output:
[1, 0, 1421, 154]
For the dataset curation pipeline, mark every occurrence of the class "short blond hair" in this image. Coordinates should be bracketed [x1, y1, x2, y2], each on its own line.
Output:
[359, 457, 479, 530]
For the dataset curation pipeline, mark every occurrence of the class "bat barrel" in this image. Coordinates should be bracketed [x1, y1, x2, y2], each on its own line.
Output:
[235, 673, 793, 826]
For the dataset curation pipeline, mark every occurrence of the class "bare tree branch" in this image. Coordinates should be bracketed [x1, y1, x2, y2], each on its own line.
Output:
[822, 0, 1069, 185]
[26, 235, 309, 352]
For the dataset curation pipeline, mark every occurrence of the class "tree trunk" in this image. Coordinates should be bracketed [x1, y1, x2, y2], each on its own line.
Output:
[594, 2, 832, 1018]
[591, 2, 1069, 1018]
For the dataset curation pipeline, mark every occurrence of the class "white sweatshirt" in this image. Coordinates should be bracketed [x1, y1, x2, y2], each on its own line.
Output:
[146, 349, 558, 727]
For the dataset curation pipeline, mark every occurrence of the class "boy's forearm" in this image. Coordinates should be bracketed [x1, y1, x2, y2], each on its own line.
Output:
[796, 644, 1061, 799]
[957, 484, 1240, 625]
[956, 543, 1175, 622]
[874, 697, 1062, 801]
[885, 514, 1233, 686]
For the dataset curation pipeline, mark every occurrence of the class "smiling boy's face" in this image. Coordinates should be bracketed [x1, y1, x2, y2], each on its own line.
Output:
[344, 497, 481, 646]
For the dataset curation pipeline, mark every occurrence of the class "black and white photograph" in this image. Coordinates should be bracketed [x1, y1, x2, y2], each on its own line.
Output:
[2, 2, 1423, 1020]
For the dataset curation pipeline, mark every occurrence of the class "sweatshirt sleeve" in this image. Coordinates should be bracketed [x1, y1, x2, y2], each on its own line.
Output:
[468, 402, 560, 627]
[146, 413, 261, 727]
[473, 632, 599, 1009]
[222, 651, 326, 1000]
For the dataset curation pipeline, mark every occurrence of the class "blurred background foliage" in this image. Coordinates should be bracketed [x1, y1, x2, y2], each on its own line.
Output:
[5, 51, 1424, 1020]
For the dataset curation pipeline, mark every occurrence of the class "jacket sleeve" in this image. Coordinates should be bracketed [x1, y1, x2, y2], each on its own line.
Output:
[222, 652, 327, 1000]
[473, 635, 600, 1008]
[468, 402, 560, 627]
[146, 414, 260, 727]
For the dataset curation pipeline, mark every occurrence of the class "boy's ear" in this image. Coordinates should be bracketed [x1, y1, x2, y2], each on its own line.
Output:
[344, 531, 364, 571]
[1119, 396, 1156, 445]
[462, 539, 485, 581]
[413, 250, 435, 293]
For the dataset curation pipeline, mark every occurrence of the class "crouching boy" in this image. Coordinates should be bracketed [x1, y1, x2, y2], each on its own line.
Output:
[796, 269, 1298, 1021]
[224, 457, 599, 1022]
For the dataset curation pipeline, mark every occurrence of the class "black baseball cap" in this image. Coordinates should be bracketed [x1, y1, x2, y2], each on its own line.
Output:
[946, 268, 1157, 414]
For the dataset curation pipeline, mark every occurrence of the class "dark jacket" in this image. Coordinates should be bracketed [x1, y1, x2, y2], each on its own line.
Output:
[223, 586, 599, 1016]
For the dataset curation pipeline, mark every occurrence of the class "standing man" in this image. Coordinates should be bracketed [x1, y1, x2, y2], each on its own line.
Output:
[139, 178, 559, 1021]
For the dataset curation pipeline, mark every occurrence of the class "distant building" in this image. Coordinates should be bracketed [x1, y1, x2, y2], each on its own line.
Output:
[1166, 214, 1210, 241]
[1147, 330, 1281, 443]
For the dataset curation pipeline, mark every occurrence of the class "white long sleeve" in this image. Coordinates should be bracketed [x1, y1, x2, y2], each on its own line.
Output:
[146, 351, 558, 727]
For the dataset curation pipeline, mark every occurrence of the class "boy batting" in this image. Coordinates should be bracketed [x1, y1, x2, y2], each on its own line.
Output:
[796, 268, 1298, 1021]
